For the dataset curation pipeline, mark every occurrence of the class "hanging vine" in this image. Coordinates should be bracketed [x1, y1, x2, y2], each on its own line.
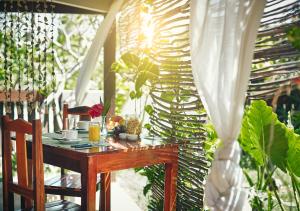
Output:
[3, 1, 9, 112]
[16, 0, 22, 116]
[50, 0, 56, 107]
[0, 0, 57, 120]
[29, 0, 36, 116]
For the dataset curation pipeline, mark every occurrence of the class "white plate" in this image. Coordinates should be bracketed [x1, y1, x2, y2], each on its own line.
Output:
[58, 138, 82, 144]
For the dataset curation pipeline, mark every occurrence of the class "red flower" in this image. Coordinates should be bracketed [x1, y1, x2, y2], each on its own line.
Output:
[88, 103, 104, 118]
[292, 77, 300, 84]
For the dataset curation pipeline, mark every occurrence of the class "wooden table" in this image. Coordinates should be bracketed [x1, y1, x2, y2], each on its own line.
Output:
[28, 134, 179, 211]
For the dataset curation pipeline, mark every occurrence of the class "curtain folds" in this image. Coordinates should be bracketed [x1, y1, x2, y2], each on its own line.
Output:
[190, 0, 266, 210]
[75, 0, 124, 105]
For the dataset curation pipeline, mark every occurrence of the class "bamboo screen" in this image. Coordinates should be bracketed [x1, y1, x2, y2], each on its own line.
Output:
[118, 0, 208, 209]
[117, 0, 299, 210]
[249, 0, 300, 100]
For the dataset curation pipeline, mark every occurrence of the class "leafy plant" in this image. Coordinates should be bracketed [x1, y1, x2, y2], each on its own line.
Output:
[287, 26, 300, 50]
[203, 123, 220, 162]
[112, 52, 159, 100]
[292, 111, 300, 135]
[239, 100, 300, 210]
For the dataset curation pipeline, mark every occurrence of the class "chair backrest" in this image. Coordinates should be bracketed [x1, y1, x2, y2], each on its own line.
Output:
[1, 116, 45, 211]
[62, 103, 91, 130]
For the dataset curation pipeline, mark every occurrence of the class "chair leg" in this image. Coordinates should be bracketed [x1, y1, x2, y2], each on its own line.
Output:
[60, 168, 65, 200]
[98, 174, 101, 211]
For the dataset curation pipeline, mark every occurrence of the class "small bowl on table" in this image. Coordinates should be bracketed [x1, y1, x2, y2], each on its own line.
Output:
[119, 133, 127, 140]
[127, 134, 138, 141]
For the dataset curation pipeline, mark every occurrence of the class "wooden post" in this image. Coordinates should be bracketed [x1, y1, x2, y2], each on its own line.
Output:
[104, 21, 116, 114]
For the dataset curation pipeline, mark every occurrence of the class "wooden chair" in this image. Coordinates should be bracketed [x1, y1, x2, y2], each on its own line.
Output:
[62, 103, 91, 129]
[1, 116, 80, 211]
[44, 104, 101, 205]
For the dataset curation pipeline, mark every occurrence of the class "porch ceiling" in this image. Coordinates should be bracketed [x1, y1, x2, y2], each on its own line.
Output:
[0, 0, 112, 14]
[52, 0, 111, 14]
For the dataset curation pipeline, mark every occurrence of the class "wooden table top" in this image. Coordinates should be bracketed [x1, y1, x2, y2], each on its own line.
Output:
[40, 132, 177, 155]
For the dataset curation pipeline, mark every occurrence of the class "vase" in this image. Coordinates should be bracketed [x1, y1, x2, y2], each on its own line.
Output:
[101, 115, 108, 137]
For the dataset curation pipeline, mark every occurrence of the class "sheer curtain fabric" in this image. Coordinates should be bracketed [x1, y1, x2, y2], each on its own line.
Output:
[75, 0, 124, 104]
[190, 0, 265, 210]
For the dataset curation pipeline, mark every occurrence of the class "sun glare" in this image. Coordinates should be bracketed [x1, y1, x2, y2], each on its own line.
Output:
[140, 7, 155, 48]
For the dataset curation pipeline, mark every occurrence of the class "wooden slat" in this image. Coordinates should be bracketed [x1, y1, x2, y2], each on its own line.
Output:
[2, 116, 15, 211]
[164, 162, 178, 211]
[32, 120, 45, 211]
[63, 104, 91, 130]
[6, 118, 32, 134]
[0, 90, 41, 102]
[15, 132, 32, 208]
[16, 132, 29, 187]
[9, 183, 33, 200]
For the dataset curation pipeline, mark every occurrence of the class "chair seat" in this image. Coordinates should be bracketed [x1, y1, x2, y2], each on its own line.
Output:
[20, 200, 80, 211]
[45, 174, 101, 197]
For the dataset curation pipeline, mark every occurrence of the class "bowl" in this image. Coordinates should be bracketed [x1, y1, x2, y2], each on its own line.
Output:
[119, 133, 127, 140]
[127, 134, 138, 141]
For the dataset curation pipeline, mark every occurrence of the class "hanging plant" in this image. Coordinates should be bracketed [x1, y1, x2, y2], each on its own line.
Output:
[43, 0, 48, 97]
[16, 0, 22, 115]
[3, 1, 9, 105]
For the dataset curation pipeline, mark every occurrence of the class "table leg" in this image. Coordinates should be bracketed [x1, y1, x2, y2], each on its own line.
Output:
[164, 162, 178, 211]
[81, 158, 97, 211]
[101, 172, 111, 211]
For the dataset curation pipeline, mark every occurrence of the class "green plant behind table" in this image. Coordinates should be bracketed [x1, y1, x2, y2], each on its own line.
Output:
[287, 26, 300, 50]
[239, 100, 300, 210]
[112, 52, 159, 99]
[111, 51, 159, 117]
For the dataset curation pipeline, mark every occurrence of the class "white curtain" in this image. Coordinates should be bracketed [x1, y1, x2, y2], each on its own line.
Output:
[190, 0, 265, 210]
[75, 0, 124, 105]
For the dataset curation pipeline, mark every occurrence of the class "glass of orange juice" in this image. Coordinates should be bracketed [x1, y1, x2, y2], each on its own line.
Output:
[89, 122, 100, 142]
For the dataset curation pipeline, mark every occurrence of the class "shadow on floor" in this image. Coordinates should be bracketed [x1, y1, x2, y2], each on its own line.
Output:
[0, 177, 143, 211]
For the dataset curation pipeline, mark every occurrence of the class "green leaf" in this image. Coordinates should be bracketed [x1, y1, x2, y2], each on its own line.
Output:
[129, 91, 136, 99]
[135, 90, 142, 99]
[287, 132, 300, 177]
[139, 57, 159, 77]
[243, 170, 254, 187]
[121, 52, 140, 68]
[239, 100, 288, 169]
[102, 100, 111, 116]
[135, 71, 148, 92]
[145, 105, 154, 115]
[263, 121, 289, 171]
[144, 123, 152, 130]
[292, 111, 300, 129]
[111, 61, 129, 73]
[143, 183, 152, 196]
[287, 26, 300, 50]
[160, 91, 175, 102]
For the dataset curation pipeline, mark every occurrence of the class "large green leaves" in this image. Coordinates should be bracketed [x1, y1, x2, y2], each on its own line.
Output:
[239, 100, 292, 172]
[239, 100, 279, 166]
[287, 132, 300, 177]
[263, 122, 289, 171]
[111, 52, 159, 99]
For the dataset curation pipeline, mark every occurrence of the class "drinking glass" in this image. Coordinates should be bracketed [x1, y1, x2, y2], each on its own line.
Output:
[89, 122, 100, 142]
[68, 117, 76, 130]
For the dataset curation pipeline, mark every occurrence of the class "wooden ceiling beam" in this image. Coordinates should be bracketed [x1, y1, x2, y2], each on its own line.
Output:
[0, 0, 112, 14]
